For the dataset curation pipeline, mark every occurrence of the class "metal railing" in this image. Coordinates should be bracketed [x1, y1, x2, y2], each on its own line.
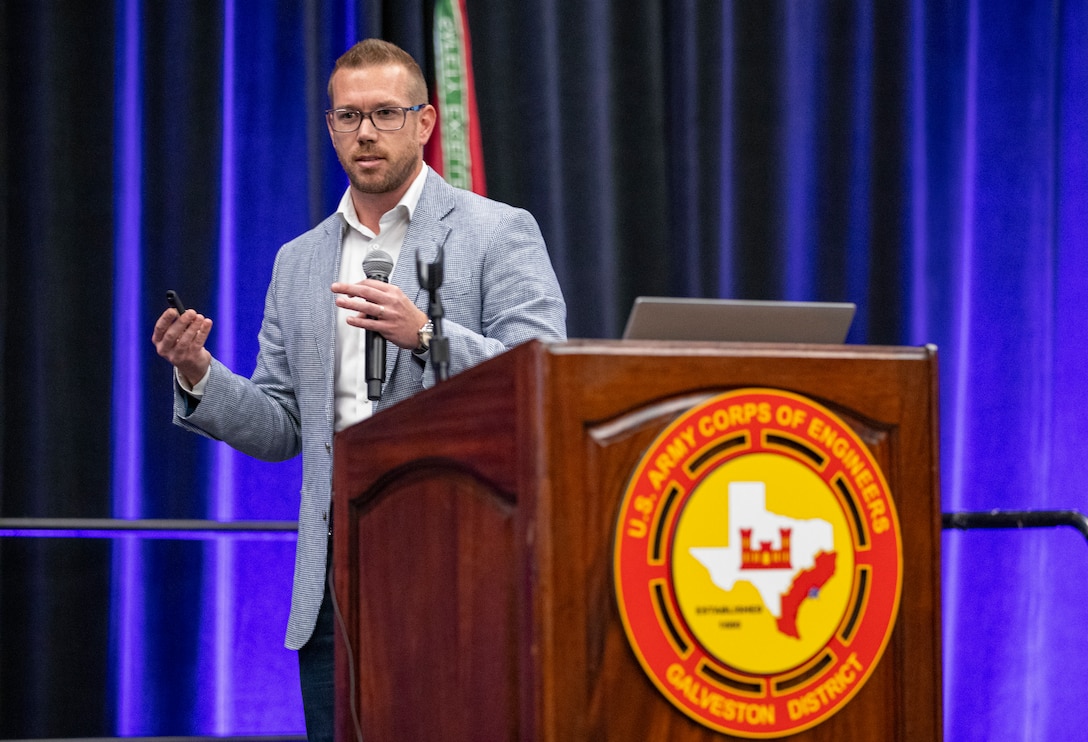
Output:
[0, 518, 298, 538]
[942, 509, 1088, 545]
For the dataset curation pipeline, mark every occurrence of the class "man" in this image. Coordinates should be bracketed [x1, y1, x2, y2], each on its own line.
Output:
[152, 38, 566, 741]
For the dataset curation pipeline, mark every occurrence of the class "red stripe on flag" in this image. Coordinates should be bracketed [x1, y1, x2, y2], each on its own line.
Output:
[457, 0, 486, 196]
[424, 98, 445, 179]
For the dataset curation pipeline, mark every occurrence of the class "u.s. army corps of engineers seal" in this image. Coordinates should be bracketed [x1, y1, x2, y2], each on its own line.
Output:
[613, 388, 902, 738]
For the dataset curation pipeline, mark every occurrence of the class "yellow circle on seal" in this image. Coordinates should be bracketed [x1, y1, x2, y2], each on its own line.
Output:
[672, 453, 855, 675]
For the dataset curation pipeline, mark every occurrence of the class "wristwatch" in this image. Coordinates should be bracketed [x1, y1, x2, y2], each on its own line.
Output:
[415, 319, 434, 354]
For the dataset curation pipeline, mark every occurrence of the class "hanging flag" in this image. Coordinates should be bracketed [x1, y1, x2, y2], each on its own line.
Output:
[427, 0, 487, 195]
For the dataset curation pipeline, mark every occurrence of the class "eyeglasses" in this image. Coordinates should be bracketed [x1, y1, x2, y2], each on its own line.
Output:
[325, 104, 427, 133]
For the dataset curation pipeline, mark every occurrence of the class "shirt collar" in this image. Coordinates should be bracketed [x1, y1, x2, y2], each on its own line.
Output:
[336, 163, 430, 235]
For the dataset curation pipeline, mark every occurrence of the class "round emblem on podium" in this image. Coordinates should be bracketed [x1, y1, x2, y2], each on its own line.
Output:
[613, 388, 903, 738]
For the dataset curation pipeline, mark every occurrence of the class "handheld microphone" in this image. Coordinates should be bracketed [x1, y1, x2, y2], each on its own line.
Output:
[362, 249, 394, 401]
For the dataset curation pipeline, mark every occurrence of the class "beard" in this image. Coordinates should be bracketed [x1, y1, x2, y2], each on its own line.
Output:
[341, 145, 419, 195]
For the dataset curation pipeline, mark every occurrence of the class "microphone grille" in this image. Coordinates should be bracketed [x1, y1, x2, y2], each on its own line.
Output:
[363, 249, 394, 280]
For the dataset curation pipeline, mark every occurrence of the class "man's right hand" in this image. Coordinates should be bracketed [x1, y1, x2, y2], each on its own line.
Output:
[152, 307, 214, 388]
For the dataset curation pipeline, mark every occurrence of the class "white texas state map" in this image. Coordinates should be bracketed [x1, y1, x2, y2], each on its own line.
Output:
[689, 481, 835, 623]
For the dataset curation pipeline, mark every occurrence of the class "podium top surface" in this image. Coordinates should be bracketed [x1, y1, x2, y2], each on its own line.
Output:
[551, 337, 936, 361]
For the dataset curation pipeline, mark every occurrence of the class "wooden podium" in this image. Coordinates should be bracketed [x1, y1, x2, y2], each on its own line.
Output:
[332, 340, 941, 741]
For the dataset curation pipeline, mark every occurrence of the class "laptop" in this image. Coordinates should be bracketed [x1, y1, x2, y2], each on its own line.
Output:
[621, 297, 856, 344]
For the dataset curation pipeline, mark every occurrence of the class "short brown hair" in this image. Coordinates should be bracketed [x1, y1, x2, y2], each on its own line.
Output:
[327, 39, 429, 104]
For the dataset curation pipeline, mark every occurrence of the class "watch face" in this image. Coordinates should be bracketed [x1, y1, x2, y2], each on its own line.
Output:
[417, 322, 434, 352]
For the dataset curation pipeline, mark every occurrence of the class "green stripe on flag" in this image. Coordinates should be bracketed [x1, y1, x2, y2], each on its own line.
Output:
[434, 0, 473, 189]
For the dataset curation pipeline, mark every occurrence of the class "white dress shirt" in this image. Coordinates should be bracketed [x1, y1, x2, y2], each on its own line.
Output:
[333, 165, 428, 431]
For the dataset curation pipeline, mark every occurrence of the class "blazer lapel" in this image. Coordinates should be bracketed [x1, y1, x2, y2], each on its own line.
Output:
[385, 173, 454, 378]
[400, 170, 455, 294]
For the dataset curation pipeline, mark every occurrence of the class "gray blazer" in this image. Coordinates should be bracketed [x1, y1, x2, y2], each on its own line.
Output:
[174, 169, 567, 649]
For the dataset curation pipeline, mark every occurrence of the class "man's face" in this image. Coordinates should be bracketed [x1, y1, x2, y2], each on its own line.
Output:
[327, 64, 434, 197]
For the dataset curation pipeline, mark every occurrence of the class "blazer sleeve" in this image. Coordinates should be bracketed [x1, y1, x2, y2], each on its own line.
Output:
[171, 251, 305, 463]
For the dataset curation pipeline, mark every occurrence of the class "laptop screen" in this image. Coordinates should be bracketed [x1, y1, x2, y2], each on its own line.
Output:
[621, 297, 856, 344]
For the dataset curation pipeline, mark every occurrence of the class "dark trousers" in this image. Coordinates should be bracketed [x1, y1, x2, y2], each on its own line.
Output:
[298, 570, 335, 742]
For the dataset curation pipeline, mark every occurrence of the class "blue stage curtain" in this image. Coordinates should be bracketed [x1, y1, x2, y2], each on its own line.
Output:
[2, 0, 1086, 738]
[107, 0, 364, 735]
[921, 2, 1088, 739]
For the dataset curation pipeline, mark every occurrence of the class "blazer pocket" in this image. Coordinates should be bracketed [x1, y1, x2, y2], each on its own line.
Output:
[436, 272, 472, 300]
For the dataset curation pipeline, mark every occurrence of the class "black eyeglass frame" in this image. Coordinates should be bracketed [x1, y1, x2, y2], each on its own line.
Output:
[324, 103, 427, 133]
